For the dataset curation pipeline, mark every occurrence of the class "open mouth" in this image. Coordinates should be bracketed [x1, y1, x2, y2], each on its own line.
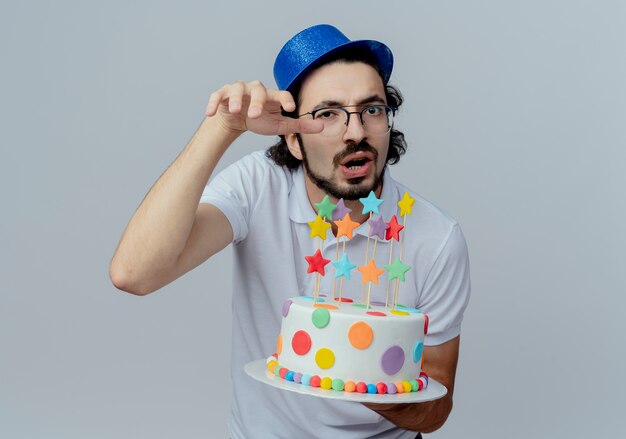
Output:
[339, 152, 374, 178]
[345, 157, 370, 170]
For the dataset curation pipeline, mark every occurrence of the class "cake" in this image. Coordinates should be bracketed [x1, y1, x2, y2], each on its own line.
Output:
[267, 296, 429, 394]
[265, 191, 430, 394]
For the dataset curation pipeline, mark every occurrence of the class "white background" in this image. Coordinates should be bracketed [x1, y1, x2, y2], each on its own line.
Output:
[1, 1, 624, 437]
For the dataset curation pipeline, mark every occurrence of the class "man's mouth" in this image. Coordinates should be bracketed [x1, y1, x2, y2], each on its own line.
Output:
[339, 152, 374, 178]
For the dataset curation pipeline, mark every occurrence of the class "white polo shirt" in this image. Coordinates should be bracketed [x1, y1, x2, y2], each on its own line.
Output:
[201, 150, 470, 439]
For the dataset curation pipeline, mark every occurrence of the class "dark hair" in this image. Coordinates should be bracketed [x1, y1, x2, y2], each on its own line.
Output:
[266, 47, 407, 169]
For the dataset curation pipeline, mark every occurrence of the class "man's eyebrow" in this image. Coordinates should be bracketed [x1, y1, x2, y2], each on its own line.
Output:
[311, 95, 386, 111]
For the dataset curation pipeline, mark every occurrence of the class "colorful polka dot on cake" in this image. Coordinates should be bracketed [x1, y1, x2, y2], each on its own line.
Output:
[332, 378, 344, 391]
[291, 330, 311, 355]
[320, 377, 332, 389]
[344, 381, 356, 392]
[276, 335, 282, 355]
[413, 341, 424, 363]
[376, 382, 387, 394]
[282, 300, 293, 317]
[381, 345, 405, 375]
[348, 321, 374, 349]
[312, 308, 330, 328]
[315, 348, 335, 369]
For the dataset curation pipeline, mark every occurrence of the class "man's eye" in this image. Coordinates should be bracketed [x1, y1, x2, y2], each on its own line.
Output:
[365, 106, 384, 116]
[316, 110, 340, 120]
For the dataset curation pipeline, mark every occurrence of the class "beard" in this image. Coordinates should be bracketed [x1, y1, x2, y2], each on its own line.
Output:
[297, 135, 385, 200]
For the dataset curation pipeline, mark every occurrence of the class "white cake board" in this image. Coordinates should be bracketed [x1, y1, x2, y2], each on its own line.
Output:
[244, 359, 447, 403]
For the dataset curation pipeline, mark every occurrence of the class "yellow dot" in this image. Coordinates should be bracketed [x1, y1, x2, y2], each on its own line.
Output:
[390, 309, 410, 316]
[267, 360, 278, 373]
[276, 334, 283, 355]
[320, 377, 332, 389]
[348, 321, 374, 349]
[402, 381, 412, 393]
[315, 348, 335, 369]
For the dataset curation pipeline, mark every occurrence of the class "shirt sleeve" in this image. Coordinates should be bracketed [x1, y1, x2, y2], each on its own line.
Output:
[199, 153, 268, 244]
[420, 223, 471, 346]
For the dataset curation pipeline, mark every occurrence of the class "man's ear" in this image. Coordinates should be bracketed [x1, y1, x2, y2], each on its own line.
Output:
[286, 133, 303, 160]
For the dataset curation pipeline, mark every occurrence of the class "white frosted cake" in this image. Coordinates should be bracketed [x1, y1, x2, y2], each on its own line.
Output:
[265, 192, 429, 394]
[267, 296, 429, 394]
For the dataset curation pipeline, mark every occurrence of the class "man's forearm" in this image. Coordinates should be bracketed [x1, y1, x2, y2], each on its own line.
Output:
[110, 117, 241, 294]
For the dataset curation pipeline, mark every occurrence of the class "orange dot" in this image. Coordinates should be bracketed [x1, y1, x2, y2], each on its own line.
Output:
[395, 381, 405, 393]
[348, 321, 374, 349]
[344, 381, 356, 392]
[276, 334, 282, 355]
[314, 303, 339, 310]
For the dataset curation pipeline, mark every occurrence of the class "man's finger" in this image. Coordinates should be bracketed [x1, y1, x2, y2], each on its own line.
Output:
[206, 88, 226, 116]
[279, 118, 323, 135]
[269, 90, 296, 113]
[227, 82, 245, 114]
[248, 81, 267, 119]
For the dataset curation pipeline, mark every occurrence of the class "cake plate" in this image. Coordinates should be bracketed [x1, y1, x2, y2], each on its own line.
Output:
[244, 359, 447, 403]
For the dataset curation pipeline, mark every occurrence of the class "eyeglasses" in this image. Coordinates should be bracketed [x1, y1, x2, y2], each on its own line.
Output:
[298, 104, 397, 137]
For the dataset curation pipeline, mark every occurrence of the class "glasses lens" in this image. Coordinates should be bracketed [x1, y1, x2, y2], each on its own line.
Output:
[362, 105, 394, 134]
[309, 105, 395, 137]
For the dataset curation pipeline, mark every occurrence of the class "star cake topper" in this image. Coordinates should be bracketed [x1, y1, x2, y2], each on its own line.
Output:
[332, 198, 352, 221]
[359, 191, 384, 215]
[314, 195, 337, 221]
[332, 254, 357, 279]
[398, 192, 416, 217]
[384, 258, 411, 282]
[334, 212, 360, 240]
[385, 215, 404, 241]
[357, 259, 386, 285]
[308, 215, 331, 240]
[305, 249, 331, 275]
[367, 214, 388, 240]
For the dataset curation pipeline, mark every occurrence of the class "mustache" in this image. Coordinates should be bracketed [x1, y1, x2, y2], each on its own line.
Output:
[332, 141, 379, 167]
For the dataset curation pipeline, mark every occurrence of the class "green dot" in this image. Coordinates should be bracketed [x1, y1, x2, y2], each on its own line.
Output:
[409, 379, 418, 392]
[312, 308, 330, 328]
[332, 378, 345, 391]
[351, 304, 368, 309]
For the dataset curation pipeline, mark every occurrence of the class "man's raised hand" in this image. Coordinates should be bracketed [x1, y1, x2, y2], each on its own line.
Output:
[205, 80, 322, 136]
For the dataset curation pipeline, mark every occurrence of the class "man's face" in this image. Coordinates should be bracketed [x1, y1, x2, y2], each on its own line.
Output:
[288, 61, 390, 200]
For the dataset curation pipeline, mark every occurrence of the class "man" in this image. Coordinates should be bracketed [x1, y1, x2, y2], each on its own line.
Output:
[110, 24, 470, 438]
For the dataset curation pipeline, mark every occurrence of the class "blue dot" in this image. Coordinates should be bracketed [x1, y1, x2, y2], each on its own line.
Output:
[367, 384, 377, 394]
[285, 371, 295, 381]
[413, 341, 424, 363]
[300, 295, 325, 302]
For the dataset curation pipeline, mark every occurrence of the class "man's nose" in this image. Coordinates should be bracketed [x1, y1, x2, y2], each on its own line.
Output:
[342, 112, 366, 144]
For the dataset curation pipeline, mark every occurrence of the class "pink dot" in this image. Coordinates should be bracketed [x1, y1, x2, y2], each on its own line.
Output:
[356, 382, 368, 393]
[292, 330, 312, 355]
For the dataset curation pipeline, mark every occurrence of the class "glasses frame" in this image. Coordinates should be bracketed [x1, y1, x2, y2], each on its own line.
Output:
[298, 104, 397, 136]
